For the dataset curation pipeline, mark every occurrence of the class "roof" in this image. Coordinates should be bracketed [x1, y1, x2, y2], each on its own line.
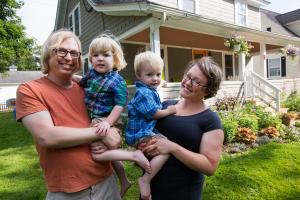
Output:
[0, 71, 44, 84]
[260, 9, 297, 37]
[276, 9, 300, 25]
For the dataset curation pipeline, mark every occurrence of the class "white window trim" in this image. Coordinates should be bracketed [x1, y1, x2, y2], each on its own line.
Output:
[178, 0, 195, 13]
[68, 3, 81, 37]
[234, 0, 248, 26]
[268, 58, 281, 79]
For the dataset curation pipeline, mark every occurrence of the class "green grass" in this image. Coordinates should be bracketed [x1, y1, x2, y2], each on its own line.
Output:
[203, 143, 300, 200]
[0, 112, 300, 200]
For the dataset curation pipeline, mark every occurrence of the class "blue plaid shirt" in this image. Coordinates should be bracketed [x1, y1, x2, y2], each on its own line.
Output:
[125, 81, 162, 145]
[80, 68, 127, 118]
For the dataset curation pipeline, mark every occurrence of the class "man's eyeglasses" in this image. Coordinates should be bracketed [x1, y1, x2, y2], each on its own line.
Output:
[53, 48, 81, 59]
[183, 74, 207, 87]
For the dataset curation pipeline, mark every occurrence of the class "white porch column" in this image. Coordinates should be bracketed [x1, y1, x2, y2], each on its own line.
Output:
[150, 21, 161, 57]
[238, 53, 247, 99]
[238, 53, 246, 81]
[260, 42, 267, 79]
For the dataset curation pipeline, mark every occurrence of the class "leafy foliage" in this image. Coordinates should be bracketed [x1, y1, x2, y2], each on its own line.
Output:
[222, 118, 238, 144]
[236, 114, 258, 132]
[214, 96, 237, 111]
[0, 0, 39, 73]
[234, 127, 257, 144]
[259, 127, 280, 138]
[282, 91, 300, 112]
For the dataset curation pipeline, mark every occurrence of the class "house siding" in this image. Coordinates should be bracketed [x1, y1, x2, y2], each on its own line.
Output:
[198, 0, 235, 24]
[57, 0, 150, 54]
[247, 5, 260, 29]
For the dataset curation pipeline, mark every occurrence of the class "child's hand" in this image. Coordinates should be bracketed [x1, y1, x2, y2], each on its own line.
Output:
[160, 80, 168, 88]
[167, 105, 176, 115]
[94, 121, 111, 135]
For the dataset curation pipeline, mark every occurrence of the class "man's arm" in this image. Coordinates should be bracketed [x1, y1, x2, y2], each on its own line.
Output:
[22, 111, 121, 149]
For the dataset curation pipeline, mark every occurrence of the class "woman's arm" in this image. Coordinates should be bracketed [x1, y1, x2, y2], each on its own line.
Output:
[142, 129, 224, 176]
[22, 111, 121, 149]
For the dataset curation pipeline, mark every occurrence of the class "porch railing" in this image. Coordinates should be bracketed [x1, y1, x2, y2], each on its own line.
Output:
[0, 103, 14, 112]
[246, 71, 281, 112]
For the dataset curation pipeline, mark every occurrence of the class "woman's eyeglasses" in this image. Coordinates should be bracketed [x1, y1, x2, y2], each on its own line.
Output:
[183, 74, 207, 87]
[53, 48, 81, 59]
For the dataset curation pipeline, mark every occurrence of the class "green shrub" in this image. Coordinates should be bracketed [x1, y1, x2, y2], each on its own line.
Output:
[237, 114, 258, 132]
[222, 119, 238, 144]
[281, 126, 300, 142]
[256, 110, 282, 130]
[295, 121, 300, 128]
[282, 91, 300, 112]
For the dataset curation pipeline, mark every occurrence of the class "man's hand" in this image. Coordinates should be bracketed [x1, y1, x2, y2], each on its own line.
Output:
[90, 140, 108, 154]
[100, 127, 122, 149]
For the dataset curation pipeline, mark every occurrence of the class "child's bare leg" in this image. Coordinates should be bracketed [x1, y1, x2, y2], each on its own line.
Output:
[112, 161, 132, 197]
[91, 149, 151, 173]
[139, 154, 169, 200]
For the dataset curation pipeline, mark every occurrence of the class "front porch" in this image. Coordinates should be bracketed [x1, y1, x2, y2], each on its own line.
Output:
[117, 20, 300, 111]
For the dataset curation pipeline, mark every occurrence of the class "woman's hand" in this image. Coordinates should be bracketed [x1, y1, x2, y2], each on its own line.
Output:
[139, 138, 175, 157]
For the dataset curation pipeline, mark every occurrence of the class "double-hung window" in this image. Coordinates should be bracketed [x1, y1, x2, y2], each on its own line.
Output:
[268, 58, 281, 78]
[235, 0, 247, 26]
[178, 0, 195, 13]
[68, 3, 81, 36]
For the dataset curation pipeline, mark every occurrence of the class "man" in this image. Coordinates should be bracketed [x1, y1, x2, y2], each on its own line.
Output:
[16, 30, 122, 200]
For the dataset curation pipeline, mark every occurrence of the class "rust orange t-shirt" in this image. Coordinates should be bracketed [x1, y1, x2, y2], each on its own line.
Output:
[16, 77, 112, 193]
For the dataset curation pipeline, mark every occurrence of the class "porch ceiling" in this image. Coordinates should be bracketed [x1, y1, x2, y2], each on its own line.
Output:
[125, 26, 267, 53]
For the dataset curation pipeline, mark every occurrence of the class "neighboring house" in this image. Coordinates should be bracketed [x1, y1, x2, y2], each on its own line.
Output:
[54, 0, 300, 110]
[0, 70, 44, 104]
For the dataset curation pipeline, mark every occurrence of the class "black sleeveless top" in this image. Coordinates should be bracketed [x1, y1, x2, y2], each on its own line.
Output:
[151, 100, 222, 200]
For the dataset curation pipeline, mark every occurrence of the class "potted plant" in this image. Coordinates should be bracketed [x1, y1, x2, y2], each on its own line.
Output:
[281, 44, 299, 60]
[224, 35, 253, 56]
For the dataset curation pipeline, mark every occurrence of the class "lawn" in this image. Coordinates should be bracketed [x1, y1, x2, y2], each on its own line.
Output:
[0, 112, 299, 200]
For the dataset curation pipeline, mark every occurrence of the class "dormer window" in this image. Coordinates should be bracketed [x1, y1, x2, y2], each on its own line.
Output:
[178, 0, 195, 13]
[68, 3, 81, 36]
[235, 0, 247, 26]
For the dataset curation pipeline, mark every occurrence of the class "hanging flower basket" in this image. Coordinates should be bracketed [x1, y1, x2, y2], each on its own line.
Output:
[224, 35, 253, 56]
[281, 44, 299, 60]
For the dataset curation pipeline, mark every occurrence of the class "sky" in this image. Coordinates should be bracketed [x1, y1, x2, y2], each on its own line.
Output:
[16, 0, 300, 45]
[16, 0, 58, 45]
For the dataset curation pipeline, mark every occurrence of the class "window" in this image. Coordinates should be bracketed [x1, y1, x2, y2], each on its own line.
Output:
[83, 58, 89, 75]
[225, 54, 234, 80]
[178, 0, 195, 13]
[235, 0, 247, 26]
[68, 3, 81, 36]
[268, 58, 281, 78]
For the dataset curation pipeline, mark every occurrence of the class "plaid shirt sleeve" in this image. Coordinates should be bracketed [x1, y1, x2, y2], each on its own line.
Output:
[113, 77, 127, 107]
[131, 89, 160, 120]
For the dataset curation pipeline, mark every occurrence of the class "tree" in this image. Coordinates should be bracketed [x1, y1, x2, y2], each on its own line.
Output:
[0, 0, 39, 73]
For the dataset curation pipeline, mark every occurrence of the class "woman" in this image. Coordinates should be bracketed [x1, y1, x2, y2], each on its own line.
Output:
[16, 30, 122, 200]
[140, 56, 224, 200]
